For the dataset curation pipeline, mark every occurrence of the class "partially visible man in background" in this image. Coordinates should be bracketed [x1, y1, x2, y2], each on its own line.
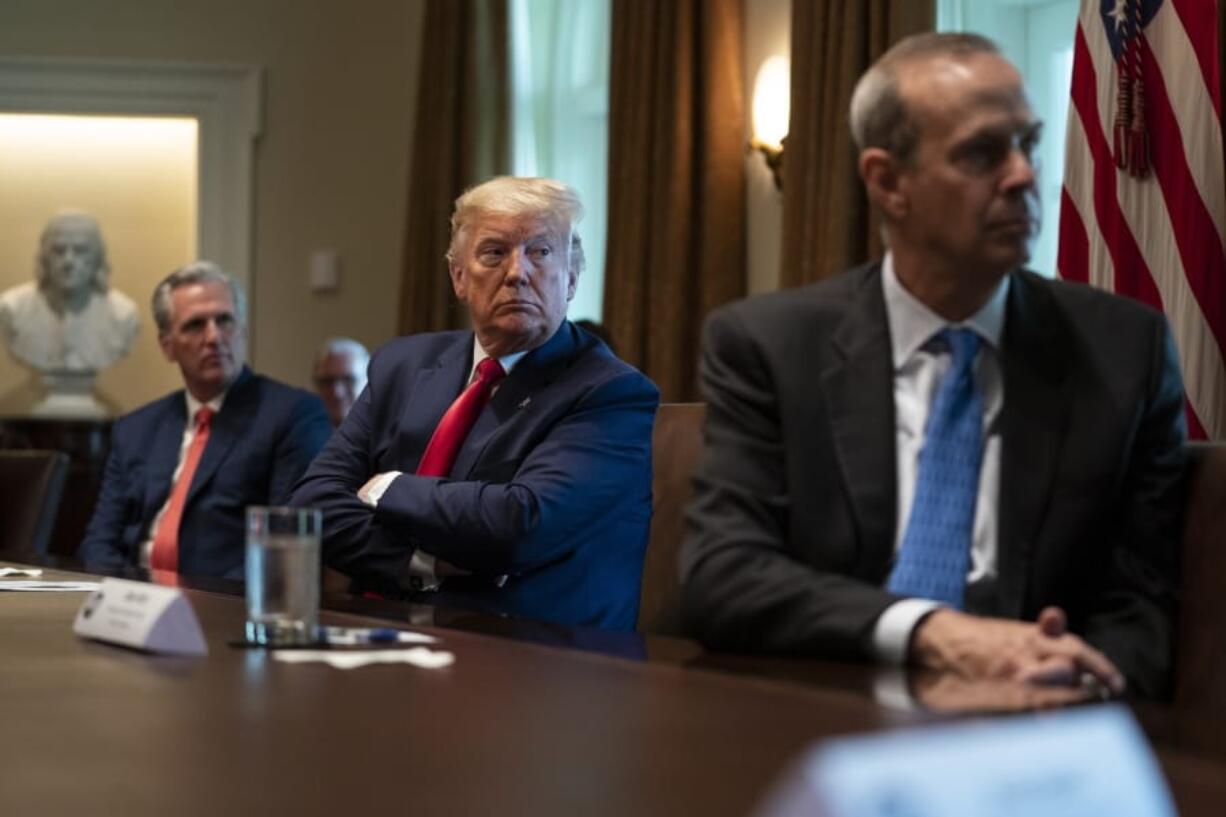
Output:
[312, 336, 369, 427]
[80, 261, 332, 578]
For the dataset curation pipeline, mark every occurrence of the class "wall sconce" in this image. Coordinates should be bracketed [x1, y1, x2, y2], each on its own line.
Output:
[751, 55, 790, 191]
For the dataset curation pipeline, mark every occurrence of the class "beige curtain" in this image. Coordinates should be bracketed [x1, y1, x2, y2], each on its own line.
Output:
[397, 0, 509, 335]
[781, 0, 933, 288]
[603, 0, 746, 402]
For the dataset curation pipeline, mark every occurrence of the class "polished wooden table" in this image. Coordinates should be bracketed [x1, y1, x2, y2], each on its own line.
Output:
[2, 562, 1224, 815]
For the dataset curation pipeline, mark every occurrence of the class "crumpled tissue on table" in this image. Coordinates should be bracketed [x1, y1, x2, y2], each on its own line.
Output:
[273, 647, 455, 670]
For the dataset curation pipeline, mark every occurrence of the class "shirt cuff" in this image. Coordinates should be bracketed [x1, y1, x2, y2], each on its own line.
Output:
[871, 598, 944, 665]
[405, 550, 441, 592]
[872, 668, 918, 711]
[357, 471, 402, 507]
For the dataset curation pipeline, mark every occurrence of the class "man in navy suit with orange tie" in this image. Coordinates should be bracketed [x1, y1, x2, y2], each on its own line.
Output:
[291, 177, 659, 631]
[80, 262, 332, 579]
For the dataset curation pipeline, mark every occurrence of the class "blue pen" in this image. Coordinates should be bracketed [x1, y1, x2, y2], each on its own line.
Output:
[320, 626, 403, 645]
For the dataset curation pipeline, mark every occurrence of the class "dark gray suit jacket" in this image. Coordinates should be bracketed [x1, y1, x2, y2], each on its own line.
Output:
[680, 263, 1186, 697]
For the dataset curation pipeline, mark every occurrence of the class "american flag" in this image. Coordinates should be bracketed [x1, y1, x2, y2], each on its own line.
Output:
[1058, 0, 1226, 439]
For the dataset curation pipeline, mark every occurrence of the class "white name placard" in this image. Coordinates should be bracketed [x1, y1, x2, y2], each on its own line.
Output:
[758, 705, 1174, 817]
[73, 577, 208, 657]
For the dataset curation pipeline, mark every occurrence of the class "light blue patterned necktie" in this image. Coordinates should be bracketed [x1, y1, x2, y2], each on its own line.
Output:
[887, 327, 984, 608]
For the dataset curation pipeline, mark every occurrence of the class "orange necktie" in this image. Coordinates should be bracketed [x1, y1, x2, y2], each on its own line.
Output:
[150, 407, 215, 572]
[416, 358, 506, 477]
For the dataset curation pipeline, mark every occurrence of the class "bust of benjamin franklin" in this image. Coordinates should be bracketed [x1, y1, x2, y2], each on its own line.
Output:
[0, 211, 139, 373]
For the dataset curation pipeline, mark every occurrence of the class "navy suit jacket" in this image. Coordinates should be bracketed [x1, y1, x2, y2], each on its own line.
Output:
[291, 321, 659, 631]
[80, 368, 333, 579]
[682, 265, 1186, 697]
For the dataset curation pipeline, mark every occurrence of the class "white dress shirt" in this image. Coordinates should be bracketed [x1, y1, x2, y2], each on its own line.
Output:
[870, 253, 1010, 663]
[357, 338, 527, 589]
[139, 390, 228, 568]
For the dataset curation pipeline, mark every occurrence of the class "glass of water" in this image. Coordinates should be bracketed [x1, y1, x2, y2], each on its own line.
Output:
[245, 506, 321, 646]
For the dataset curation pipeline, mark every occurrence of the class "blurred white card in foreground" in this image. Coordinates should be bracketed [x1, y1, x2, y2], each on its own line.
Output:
[758, 704, 1174, 817]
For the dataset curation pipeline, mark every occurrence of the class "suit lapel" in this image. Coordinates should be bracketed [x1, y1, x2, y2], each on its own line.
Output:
[143, 396, 189, 518]
[451, 322, 580, 478]
[400, 335, 473, 472]
[996, 272, 1071, 618]
[820, 266, 898, 579]
[186, 368, 254, 507]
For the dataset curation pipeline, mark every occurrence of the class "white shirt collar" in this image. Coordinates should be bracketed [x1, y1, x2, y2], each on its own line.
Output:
[881, 252, 1010, 369]
[469, 336, 528, 381]
[184, 389, 226, 422]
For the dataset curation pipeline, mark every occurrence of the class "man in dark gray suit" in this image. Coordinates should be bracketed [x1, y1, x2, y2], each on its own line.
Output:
[681, 33, 1184, 699]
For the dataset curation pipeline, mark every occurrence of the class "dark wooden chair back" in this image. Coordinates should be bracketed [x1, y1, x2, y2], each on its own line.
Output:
[1175, 441, 1226, 710]
[638, 403, 706, 635]
[0, 449, 70, 560]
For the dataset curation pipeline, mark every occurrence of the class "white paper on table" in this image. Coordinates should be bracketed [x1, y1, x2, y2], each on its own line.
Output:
[0, 567, 43, 577]
[0, 580, 101, 592]
[273, 647, 456, 670]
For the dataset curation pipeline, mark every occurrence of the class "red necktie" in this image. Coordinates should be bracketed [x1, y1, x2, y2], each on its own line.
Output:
[150, 407, 215, 572]
[416, 358, 506, 477]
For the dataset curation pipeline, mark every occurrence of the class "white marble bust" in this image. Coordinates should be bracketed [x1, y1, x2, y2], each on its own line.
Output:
[0, 211, 139, 373]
